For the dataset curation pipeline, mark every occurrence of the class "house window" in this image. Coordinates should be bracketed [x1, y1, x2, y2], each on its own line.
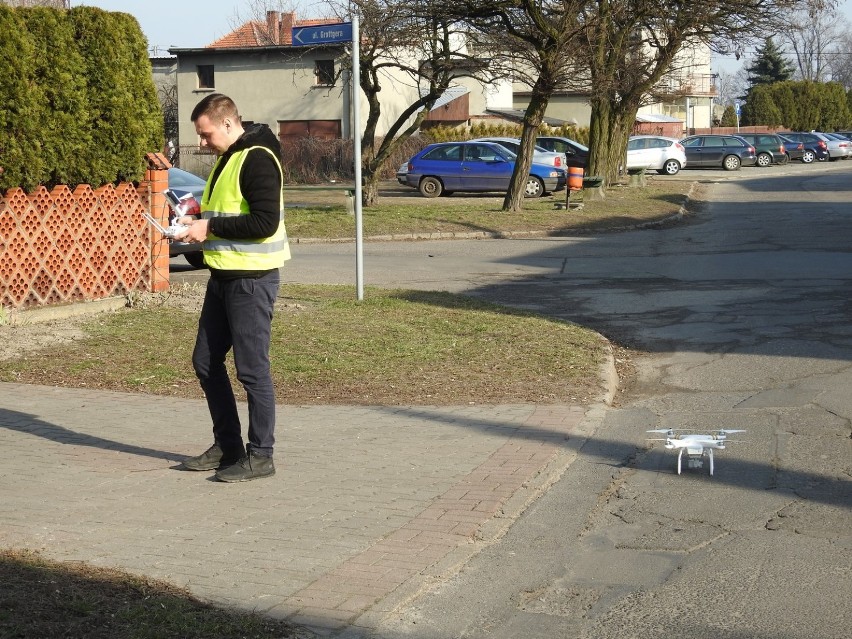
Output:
[315, 60, 335, 86]
[197, 65, 214, 89]
[279, 120, 341, 141]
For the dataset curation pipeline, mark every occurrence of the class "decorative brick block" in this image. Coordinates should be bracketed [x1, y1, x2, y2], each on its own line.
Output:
[0, 163, 171, 310]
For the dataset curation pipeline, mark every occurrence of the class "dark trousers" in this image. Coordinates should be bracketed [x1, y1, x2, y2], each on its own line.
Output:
[192, 270, 280, 457]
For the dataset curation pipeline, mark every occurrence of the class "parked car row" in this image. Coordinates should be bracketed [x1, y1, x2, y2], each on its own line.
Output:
[398, 141, 566, 198]
[397, 129, 851, 199]
[628, 130, 852, 174]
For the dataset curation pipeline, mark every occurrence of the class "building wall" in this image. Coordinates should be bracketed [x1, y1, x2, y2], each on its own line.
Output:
[174, 47, 433, 149]
[514, 94, 593, 127]
[150, 57, 177, 95]
[176, 47, 352, 148]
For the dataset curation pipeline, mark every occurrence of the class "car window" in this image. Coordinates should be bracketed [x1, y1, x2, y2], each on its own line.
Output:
[627, 139, 646, 150]
[539, 138, 587, 154]
[168, 168, 206, 188]
[464, 144, 502, 162]
[422, 145, 463, 161]
[549, 140, 572, 154]
[681, 137, 703, 147]
[651, 138, 670, 149]
[704, 137, 725, 147]
[723, 137, 745, 147]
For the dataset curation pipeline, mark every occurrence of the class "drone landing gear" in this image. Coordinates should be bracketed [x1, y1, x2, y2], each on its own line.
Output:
[676, 449, 714, 475]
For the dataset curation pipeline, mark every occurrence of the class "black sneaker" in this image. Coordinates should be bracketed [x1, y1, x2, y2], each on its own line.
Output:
[214, 451, 275, 482]
[181, 443, 242, 471]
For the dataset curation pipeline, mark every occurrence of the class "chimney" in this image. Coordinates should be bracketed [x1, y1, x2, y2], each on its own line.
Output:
[266, 11, 280, 45]
[281, 12, 295, 44]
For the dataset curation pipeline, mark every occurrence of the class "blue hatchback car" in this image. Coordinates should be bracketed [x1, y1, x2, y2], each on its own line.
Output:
[402, 141, 566, 198]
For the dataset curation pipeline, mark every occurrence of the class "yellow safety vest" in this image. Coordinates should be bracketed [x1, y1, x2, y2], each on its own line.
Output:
[200, 146, 290, 270]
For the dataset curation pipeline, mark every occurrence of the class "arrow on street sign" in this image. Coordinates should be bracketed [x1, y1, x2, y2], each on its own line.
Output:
[292, 22, 352, 46]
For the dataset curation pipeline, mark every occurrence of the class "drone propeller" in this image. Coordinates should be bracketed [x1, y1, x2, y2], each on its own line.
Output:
[715, 429, 746, 434]
[646, 429, 675, 434]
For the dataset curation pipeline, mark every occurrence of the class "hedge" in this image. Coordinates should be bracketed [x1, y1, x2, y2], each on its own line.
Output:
[0, 6, 163, 192]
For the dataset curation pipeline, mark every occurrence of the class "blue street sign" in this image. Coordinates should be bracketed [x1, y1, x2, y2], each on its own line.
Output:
[292, 22, 352, 46]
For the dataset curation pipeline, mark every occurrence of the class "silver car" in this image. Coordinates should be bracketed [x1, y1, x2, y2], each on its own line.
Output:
[470, 137, 567, 170]
[817, 132, 851, 160]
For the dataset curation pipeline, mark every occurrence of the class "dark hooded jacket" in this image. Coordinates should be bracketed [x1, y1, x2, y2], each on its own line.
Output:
[205, 123, 283, 279]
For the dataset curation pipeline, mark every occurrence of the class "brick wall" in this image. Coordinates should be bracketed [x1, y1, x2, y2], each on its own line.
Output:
[0, 154, 171, 311]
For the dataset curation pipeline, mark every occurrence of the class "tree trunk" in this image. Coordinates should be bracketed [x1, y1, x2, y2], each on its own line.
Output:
[362, 171, 379, 207]
[587, 94, 638, 186]
[502, 86, 550, 212]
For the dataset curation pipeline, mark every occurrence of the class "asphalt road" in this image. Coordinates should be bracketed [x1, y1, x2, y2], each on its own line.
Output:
[172, 161, 852, 638]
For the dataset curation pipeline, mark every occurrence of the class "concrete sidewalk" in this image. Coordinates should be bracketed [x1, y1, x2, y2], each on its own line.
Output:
[0, 381, 599, 635]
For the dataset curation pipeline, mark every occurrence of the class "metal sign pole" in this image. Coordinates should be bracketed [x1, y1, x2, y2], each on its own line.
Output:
[352, 15, 364, 301]
[291, 19, 362, 300]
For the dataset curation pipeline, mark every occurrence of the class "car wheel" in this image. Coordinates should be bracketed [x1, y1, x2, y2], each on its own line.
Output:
[523, 176, 545, 198]
[661, 159, 681, 175]
[418, 176, 443, 198]
[722, 155, 741, 171]
[801, 150, 815, 163]
[184, 251, 205, 268]
[756, 152, 772, 167]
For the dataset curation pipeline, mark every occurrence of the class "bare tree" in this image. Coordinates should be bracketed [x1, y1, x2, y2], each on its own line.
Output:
[715, 68, 748, 108]
[825, 17, 852, 88]
[446, 1, 586, 212]
[564, 1, 798, 185]
[159, 83, 179, 162]
[781, 0, 842, 81]
[333, 0, 498, 206]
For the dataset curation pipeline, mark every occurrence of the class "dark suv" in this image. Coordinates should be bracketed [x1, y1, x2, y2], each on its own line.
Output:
[679, 134, 757, 171]
[738, 133, 789, 166]
[777, 132, 830, 163]
[535, 136, 589, 168]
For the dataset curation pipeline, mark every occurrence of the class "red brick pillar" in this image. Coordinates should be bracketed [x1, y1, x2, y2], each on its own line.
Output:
[142, 152, 172, 292]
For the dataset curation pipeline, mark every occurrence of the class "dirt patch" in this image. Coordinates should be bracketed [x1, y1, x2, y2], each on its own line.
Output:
[0, 284, 207, 362]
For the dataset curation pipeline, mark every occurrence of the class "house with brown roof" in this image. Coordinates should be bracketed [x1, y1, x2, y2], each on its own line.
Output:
[170, 12, 357, 164]
[168, 11, 516, 172]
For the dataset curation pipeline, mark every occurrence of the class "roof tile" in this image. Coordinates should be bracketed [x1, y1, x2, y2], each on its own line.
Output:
[206, 14, 344, 48]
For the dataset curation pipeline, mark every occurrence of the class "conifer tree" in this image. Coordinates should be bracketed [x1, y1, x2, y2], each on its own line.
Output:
[746, 37, 794, 88]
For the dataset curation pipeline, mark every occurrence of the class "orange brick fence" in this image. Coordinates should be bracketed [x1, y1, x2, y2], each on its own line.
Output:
[0, 154, 171, 312]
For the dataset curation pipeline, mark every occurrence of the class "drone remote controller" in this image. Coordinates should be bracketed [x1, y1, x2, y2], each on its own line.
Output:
[162, 222, 189, 238]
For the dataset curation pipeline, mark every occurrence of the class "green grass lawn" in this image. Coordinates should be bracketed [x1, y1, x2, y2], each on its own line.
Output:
[284, 179, 697, 239]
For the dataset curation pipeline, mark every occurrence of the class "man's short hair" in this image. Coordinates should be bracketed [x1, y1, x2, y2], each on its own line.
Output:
[191, 93, 240, 124]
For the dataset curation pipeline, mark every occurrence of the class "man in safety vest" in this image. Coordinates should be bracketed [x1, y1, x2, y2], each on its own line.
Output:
[177, 93, 290, 482]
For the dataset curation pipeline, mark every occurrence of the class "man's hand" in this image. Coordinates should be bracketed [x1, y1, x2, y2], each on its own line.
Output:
[173, 218, 209, 243]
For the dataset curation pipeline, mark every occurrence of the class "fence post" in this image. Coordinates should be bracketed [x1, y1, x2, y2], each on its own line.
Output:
[142, 153, 172, 293]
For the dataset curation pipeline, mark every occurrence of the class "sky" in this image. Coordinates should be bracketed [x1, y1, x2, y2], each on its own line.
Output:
[72, 1, 326, 53]
[76, 0, 852, 72]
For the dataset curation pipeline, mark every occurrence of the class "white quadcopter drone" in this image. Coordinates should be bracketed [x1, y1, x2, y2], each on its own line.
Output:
[646, 429, 746, 476]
